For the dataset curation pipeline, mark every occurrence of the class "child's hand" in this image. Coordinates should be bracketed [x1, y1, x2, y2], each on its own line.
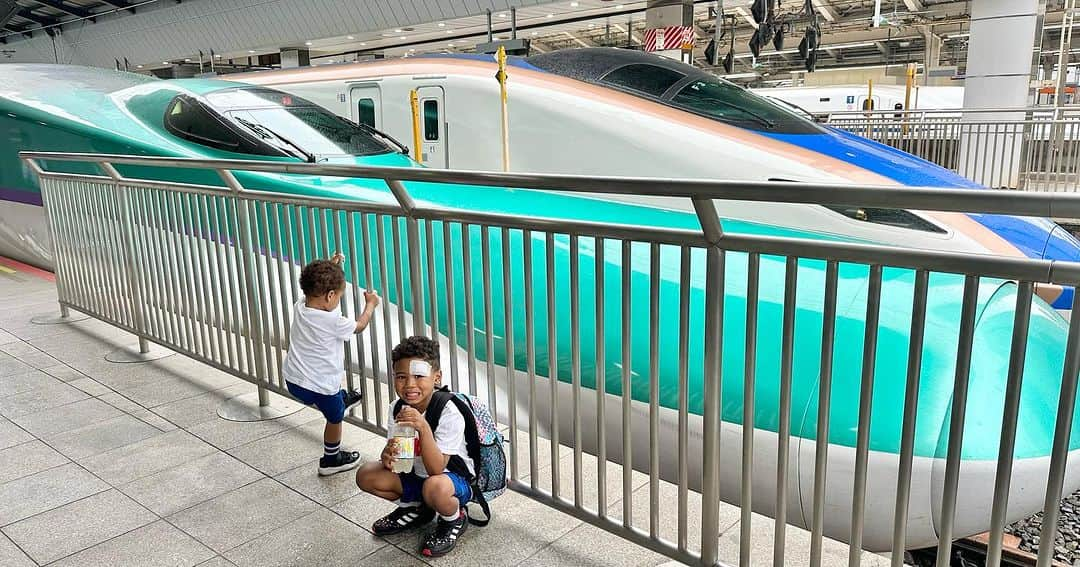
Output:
[396, 406, 428, 434]
[364, 290, 380, 309]
[381, 439, 397, 471]
[330, 252, 345, 265]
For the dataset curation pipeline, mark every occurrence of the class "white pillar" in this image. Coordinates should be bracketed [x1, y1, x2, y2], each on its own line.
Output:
[644, 0, 693, 62]
[958, 0, 1038, 188]
[280, 48, 310, 68]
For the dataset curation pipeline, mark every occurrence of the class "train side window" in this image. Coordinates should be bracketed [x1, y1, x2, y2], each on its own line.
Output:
[164, 96, 241, 150]
[357, 98, 376, 128]
[601, 64, 685, 98]
[423, 99, 439, 141]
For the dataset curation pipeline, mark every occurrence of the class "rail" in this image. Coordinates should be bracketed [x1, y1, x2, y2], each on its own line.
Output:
[822, 107, 1080, 195]
[19, 151, 1080, 567]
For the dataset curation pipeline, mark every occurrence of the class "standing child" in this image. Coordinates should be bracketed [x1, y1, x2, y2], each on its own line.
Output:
[283, 252, 379, 476]
[355, 336, 474, 557]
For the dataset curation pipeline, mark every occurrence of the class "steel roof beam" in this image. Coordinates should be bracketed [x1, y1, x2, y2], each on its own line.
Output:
[903, 0, 925, 11]
[27, 0, 93, 20]
[811, 0, 839, 22]
[14, 9, 57, 27]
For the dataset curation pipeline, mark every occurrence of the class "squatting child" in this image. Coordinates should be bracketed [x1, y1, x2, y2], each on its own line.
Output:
[355, 336, 474, 557]
[283, 252, 379, 476]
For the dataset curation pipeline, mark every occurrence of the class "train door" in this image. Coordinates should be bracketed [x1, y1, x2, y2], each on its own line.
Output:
[858, 95, 880, 111]
[416, 86, 448, 168]
[349, 84, 381, 129]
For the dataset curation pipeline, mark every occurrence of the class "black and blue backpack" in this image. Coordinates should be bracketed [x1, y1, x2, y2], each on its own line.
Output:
[393, 386, 508, 526]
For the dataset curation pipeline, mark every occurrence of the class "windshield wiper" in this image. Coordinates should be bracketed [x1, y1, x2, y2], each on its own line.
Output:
[355, 121, 410, 155]
[701, 97, 777, 129]
[235, 117, 316, 163]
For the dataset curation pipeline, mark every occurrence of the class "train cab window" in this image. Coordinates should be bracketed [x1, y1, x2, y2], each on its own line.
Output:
[827, 206, 946, 233]
[423, 99, 439, 141]
[601, 64, 685, 98]
[357, 98, 376, 128]
[164, 96, 242, 150]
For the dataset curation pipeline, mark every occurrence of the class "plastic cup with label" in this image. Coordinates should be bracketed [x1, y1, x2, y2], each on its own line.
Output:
[390, 423, 416, 473]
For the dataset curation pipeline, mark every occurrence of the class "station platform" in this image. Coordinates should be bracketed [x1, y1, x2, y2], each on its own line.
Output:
[0, 262, 893, 567]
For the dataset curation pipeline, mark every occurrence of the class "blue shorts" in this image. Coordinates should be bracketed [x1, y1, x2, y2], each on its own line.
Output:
[286, 382, 346, 424]
[399, 471, 473, 506]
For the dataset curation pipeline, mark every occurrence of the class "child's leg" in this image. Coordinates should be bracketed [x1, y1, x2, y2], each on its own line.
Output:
[324, 421, 342, 448]
[421, 474, 462, 517]
[356, 462, 404, 501]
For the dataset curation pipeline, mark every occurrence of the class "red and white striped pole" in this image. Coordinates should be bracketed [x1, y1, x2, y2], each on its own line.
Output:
[643, 0, 695, 63]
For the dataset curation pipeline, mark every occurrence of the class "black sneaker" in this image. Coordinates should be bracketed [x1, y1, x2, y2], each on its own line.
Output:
[421, 508, 468, 558]
[317, 450, 360, 476]
[342, 389, 362, 413]
[372, 505, 435, 536]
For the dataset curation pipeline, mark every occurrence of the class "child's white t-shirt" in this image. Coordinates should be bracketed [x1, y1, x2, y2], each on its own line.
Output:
[389, 400, 475, 478]
[282, 300, 355, 395]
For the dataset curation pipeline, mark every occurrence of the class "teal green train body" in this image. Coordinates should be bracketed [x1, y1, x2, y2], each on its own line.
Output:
[1, 63, 1077, 550]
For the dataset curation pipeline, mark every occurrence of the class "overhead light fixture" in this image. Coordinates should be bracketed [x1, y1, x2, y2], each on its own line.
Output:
[531, 31, 538, 36]
[184, 58, 191, 62]
[498, 12, 507, 18]
[570, 1, 579, 6]
[360, 42, 367, 46]
[400, 35, 407, 39]
[347, 35, 354, 39]
[722, 72, 761, 79]
[215, 54, 222, 58]
[162, 61, 170, 65]
[588, 23, 595, 28]
[546, 13, 554, 18]
[446, 29, 453, 34]
[136, 64, 143, 68]
[248, 50, 256, 53]
[438, 22, 446, 27]
[305, 41, 313, 46]
[616, 4, 624, 8]
[947, 32, 969, 39]
[394, 28, 403, 32]
[448, 42, 455, 46]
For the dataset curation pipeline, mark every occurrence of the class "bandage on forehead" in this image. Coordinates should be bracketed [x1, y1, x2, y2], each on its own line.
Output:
[409, 359, 432, 377]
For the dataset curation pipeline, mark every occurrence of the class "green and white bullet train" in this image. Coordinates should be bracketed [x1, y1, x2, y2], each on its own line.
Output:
[1, 64, 1078, 552]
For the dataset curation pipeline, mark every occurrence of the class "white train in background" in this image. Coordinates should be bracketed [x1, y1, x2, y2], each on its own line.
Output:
[751, 84, 966, 115]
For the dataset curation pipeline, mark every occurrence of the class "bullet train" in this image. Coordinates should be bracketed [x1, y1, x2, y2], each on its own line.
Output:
[233, 48, 1080, 310]
[752, 84, 966, 115]
[3, 64, 1079, 552]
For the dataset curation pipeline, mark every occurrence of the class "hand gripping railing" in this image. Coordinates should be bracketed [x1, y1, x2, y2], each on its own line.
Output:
[19, 151, 1080, 567]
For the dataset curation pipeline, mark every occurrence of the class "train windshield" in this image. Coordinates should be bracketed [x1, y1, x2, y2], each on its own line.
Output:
[205, 88, 393, 158]
[667, 77, 823, 133]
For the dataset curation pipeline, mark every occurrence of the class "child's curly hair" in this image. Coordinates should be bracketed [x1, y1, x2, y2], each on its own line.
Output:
[391, 336, 441, 370]
[299, 259, 345, 297]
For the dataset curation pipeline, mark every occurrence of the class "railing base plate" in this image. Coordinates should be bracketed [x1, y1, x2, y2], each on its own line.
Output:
[105, 344, 175, 364]
[31, 313, 89, 325]
[217, 391, 305, 422]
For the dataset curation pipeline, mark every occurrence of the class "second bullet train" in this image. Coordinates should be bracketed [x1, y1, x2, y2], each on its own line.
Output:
[234, 48, 1080, 309]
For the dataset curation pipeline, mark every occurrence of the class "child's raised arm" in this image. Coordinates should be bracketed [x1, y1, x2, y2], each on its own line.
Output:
[354, 290, 380, 333]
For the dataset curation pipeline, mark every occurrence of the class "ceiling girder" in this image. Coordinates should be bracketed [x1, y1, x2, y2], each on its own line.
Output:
[28, 0, 93, 20]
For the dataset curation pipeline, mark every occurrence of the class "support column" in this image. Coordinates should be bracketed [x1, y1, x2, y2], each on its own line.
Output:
[921, 26, 943, 85]
[644, 0, 694, 63]
[280, 47, 310, 68]
[958, 0, 1039, 188]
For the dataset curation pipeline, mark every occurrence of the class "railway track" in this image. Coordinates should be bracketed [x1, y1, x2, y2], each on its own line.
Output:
[908, 533, 1057, 567]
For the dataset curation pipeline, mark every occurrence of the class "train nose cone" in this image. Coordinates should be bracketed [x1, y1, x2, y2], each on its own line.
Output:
[930, 282, 1080, 542]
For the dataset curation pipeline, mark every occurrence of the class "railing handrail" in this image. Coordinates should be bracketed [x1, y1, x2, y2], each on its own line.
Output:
[825, 106, 1080, 117]
[20, 151, 1080, 220]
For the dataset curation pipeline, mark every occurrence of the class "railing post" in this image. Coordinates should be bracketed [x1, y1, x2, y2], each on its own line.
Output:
[100, 162, 150, 354]
[219, 169, 269, 405]
[385, 179, 426, 336]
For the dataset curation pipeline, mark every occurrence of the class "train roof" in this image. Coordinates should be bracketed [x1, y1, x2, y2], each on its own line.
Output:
[523, 47, 714, 85]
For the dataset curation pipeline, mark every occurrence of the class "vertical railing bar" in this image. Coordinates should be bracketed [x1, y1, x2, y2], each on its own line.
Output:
[184, 191, 210, 358]
[125, 186, 153, 338]
[523, 229, 538, 490]
[1036, 290, 1080, 566]
[177, 191, 205, 355]
[773, 255, 799, 567]
[331, 209, 356, 401]
[270, 203, 290, 384]
[193, 193, 220, 365]
[214, 195, 241, 371]
[621, 239, 633, 528]
[281, 203, 298, 347]
[391, 217, 408, 341]
[890, 269, 930, 565]
[848, 263, 884, 567]
[933, 275, 980, 567]
[230, 195, 258, 379]
[424, 219, 441, 359]
[345, 211, 368, 423]
[167, 190, 198, 354]
[740, 252, 761, 567]
[62, 179, 86, 312]
[316, 205, 329, 259]
[50, 180, 81, 310]
[153, 189, 181, 348]
[502, 226, 520, 481]
[546, 232, 560, 499]
[376, 214, 397, 429]
[677, 245, 691, 552]
[246, 197, 273, 384]
[443, 221, 461, 395]
[809, 260, 839, 567]
[570, 233, 583, 510]
[91, 181, 122, 323]
[103, 179, 134, 327]
[88, 183, 116, 321]
[364, 213, 388, 429]
[37, 178, 68, 310]
[699, 246, 725, 567]
[254, 200, 277, 379]
[647, 243, 660, 538]
[595, 236, 608, 517]
[985, 281, 1034, 566]
[481, 226, 498, 421]
[462, 223, 478, 397]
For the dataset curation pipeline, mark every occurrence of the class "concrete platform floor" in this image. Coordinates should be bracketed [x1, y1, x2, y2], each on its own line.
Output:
[0, 266, 892, 566]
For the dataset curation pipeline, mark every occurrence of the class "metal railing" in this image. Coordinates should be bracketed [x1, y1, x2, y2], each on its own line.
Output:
[19, 151, 1080, 567]
[824, 107, 1080, 194]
